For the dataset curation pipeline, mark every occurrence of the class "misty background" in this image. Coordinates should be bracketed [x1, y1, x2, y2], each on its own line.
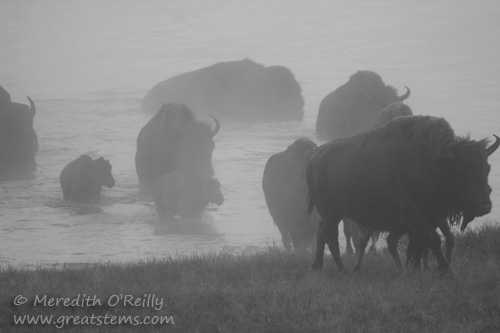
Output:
[1, 0, 499, 267]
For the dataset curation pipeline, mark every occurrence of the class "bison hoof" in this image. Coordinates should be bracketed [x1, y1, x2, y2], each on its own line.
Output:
[309, 262, 323, 270]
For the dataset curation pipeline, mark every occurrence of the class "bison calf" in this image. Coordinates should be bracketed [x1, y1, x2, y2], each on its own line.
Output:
[59, 155, 115, 203]
[152, 172, 224, 220]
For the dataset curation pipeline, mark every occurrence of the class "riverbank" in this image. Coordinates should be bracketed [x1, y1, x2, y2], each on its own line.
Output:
[2, 224, 500, 332]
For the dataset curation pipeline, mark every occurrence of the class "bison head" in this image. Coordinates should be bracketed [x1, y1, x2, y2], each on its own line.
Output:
[316, 70, 410, 140]
[441, 135, 499, 231]
[203, 177, 224, 206]
[94, 157, 115, 189]
[286, 138, 318, 183]
[159, 103, 220, 177]
[351, 71, 410, 114]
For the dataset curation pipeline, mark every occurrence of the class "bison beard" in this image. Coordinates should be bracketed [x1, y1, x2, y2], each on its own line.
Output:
[306, 115, 498, 274]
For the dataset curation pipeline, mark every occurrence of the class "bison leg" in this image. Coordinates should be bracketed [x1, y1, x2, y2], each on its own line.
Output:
[311, 219, 327, 270]
[422, 247, 429, 270]
[438, 220, 454, 263]
[369, 232, 380, 253]
[407, 225, 450, 272]
[342, 218, 355, 255]
[352, 227, 373, 271]
[406, 234, 426, 270]
[427, 230, 449, 272]
[325, 223, 345, 272]
[291, 229, 307, 252]
[311, 219, 344, 272]
[275, 222, 292, 251]
[387, 230, 404, 269]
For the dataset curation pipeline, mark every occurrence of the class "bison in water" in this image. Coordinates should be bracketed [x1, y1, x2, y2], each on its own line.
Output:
[135, 102, 220, 187]
[0, 85, 38, 179]
[59, 155, 116, 203]
[316, 70, 410, 140]
[152, 172, 224, 220]
[262, 138, 320, 251]
[307, 115, 498, 274]
[140, 59, 304, 121]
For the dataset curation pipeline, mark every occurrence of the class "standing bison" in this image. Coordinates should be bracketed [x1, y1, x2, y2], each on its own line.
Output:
[262, 138, 320, 251]
[152, 172, 224, 220]
[135, 102, 220, 187]
[343, 101, 413, 255]
[316, 71, 410, 139]
[141, 59, 304, 121]
[59, 155, 116, 203]
[0, 85, 38, 179]
[307, 115, 498, 274]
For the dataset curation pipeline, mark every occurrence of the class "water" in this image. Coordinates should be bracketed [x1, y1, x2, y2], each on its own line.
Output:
[1, 0, 500, 267]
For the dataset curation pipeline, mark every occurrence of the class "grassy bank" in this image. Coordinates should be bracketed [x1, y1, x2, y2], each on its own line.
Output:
[2, 224, 500, 332]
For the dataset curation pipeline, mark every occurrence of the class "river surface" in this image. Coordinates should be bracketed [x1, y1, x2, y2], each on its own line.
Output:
[1, 0, 500, 267]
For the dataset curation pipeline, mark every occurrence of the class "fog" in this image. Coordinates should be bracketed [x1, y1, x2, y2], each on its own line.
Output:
[1, 0, 500, 267]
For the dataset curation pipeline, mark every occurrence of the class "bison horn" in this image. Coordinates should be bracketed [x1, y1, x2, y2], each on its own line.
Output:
[210, 115, 220, 137]
[27, 96, 36, 116]
[396, 86, 411, 101]
[486, 134, 500, 156]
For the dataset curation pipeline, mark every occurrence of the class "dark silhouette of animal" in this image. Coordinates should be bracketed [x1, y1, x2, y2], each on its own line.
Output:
[141, 59, 304, 121]
[403, 219, 455, 270]
[306, 115, 498, 274]
[343, 101, 413, 255]
[316, 71, 410, 139]
[152, 172, 224, 220]
[343, 217, 379, 254]
[59, 155, 116, 203]
[373, 219, 455, 270]
[0, 85, 38, 178]
[135, 102, 220, 187]
[262, 138, 320, 251]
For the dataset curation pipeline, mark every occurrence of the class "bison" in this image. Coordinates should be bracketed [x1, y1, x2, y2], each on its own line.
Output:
[135, 102, 220, 187]
[0, 85, 38, 179]
[316, 71, 410, 140]
[262, 138, 320, 251]
[343, 101, 413, 255]
[402, 219, 455, 270]
[59, 155, 116, 203]
[365, 219, 455, 271]
[141, 59, 304, 121]
[307, 115, 498, 274]
[152, 171, 224, 220]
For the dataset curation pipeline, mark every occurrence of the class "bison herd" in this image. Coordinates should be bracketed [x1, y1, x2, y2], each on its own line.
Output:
[1, 58, 498, 277]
